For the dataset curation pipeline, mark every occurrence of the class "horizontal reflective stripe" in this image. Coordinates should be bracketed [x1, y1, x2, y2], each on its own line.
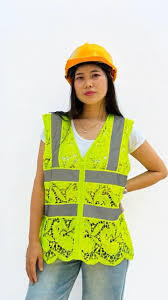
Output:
[44, 169, 79, 182]
[44, 204, 77, 216]
[85, 170, 127, 187]
[83, 204, 123, 221]
[44, 204, 122, 221]
[44, 169, 126, 186]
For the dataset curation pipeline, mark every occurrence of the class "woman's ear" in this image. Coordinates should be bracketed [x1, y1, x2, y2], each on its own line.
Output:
[110, 68, 115, 80]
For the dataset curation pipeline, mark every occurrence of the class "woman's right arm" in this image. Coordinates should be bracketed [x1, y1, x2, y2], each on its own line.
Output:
[26, 140, 45, 285]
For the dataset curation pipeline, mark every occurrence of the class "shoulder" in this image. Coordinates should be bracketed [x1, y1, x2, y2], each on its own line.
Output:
[42, 111, 69, 121]
[41, 112, 52, 123]
[128, 121, 146, 154]
[112, 114, 134, 125]
[120, 115, 146, 154]
[124, 116, 134, 126]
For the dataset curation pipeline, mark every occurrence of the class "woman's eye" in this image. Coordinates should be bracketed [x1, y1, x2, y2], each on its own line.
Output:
[76, 74, 100, 80]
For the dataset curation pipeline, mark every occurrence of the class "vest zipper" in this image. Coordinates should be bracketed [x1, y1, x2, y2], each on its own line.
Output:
[74, 161, 85, 257]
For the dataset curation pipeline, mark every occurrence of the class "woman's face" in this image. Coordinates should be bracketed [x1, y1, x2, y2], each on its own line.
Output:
[74, 64, 108, 106]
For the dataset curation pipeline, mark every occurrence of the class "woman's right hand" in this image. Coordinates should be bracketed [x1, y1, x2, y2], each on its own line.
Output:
[26, 241, 44, 284]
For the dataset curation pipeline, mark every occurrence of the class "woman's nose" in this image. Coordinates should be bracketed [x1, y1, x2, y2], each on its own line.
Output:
[84, 79, 93, 88]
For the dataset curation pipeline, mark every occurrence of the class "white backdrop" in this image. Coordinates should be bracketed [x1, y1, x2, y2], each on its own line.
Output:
[1, 0, 168, 299]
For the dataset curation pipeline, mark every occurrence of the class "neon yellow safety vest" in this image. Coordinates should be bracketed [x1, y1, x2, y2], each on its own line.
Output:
[39, 112, 134, 266]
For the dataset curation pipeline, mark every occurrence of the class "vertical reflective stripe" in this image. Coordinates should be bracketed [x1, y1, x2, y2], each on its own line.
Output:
[107, 115, 125, 171]
[50, 113, 125, 172]
[51, 113, 62, 167]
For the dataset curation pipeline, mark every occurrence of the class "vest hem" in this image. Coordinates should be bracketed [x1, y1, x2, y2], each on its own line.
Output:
[42, 253, 134, 267]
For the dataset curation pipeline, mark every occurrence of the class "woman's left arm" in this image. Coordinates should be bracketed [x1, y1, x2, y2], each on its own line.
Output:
[126, 140, 168, 192]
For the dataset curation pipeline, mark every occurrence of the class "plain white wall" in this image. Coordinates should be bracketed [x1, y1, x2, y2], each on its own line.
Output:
[1, 0, 168, 299]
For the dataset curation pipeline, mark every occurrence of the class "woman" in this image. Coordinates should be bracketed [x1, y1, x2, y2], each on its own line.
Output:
[25, 43, 168, 300]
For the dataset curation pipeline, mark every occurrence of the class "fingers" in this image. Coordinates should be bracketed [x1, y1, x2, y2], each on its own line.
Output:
[30, 259, 38, 283]
[26, 254, 44, 284]
[26, 249, 33, 284]
[38, 256, 43, 272]
[25, 242, 44, 284]
[26, 258, 37, 284]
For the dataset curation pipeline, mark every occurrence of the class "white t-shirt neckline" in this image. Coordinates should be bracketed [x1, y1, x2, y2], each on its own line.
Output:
[71, 119, 95, 142]
[40, 118, 146, 154]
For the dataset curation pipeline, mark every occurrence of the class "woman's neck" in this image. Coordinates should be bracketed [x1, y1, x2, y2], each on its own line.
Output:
[79, 110, 108, 121]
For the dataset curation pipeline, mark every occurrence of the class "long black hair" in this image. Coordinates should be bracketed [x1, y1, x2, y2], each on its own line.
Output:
[51, 61, 124, 121]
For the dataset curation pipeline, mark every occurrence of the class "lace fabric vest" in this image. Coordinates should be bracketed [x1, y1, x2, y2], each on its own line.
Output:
[39, 112, 134, 266]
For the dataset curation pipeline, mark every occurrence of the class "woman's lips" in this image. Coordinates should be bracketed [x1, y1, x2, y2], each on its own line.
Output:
[84, 92, 96, 96]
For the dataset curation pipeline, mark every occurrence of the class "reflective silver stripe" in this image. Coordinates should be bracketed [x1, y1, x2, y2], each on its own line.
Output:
[107, 115, 125, 171]
[44, 169, 126, 186]
[51, 113, 62, 167]
[44, 169, 79, 182]
[51, 113, 125, 172]
[44, 204, 122, 220]
[44, 204, 77, 216]
[83, 204, 123, 220]
[85, 170, 127, 187]
[46, 113, 126, 186]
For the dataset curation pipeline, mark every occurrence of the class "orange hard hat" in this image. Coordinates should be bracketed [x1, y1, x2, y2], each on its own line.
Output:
[65, 43, 117, 85]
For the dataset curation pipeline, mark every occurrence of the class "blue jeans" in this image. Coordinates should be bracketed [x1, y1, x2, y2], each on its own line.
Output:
[25, 258, 130, 300]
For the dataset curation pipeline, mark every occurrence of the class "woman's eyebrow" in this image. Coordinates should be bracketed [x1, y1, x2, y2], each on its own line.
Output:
[75, 69, 101, 76]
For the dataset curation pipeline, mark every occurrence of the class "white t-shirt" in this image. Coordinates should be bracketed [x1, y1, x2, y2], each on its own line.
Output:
[40, 120, 146, 156]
